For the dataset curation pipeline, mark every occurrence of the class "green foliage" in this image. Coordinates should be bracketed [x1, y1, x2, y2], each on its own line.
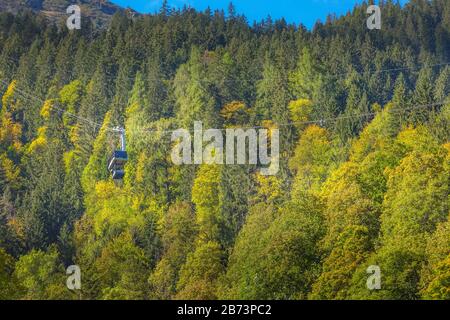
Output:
[348, 246, 423, 300]
[310, 226, 371, 300]
[422, 254, 450, 300]
[0, 248, 22, 299]
[176, 241, 225, 300]
[0, 1, 449, 300]
[14, 246, 74, 300]
[348, 133, 449, 300]
[219, 203, 276, 299]
[174, 48, 218, 128]
[94, 233, 150, 300]
[289, 125, 334, 196]
[320, 162, 380, 250]
[221, 197, 324, 300]
[381, 150, 448, 246]
[253, 199, 324, 299]
[288, 99, 313, 130]
[192, 164, 223, 242]
[421, 219, 450, 299]
[289, 48, 323, 101]
[149, 202, 197, 299]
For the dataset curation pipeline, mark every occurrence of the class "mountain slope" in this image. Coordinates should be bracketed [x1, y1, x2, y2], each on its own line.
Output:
[0, 0, 130, 27]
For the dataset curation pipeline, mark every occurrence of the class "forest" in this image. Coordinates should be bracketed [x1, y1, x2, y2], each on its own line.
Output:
[0, 0, 449, 300]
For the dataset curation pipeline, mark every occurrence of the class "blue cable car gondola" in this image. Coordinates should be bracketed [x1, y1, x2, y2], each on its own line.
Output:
[108, 128, 128, 181]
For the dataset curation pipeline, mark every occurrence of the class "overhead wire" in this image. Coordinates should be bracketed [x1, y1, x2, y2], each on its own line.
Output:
[0, 77, 105, 130]
[1, 46, 448, 136]
[0, 75, 446, 138]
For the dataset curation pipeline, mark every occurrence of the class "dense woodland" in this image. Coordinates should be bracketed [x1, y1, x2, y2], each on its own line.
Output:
[0, 0, 449, 300]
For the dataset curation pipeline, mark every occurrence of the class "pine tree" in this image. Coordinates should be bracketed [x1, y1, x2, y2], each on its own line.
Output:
[0, 248, 22, 299]
[176, 241, 225, 299]
[149, 202, 197, 299]
[411, 66, 435, 124]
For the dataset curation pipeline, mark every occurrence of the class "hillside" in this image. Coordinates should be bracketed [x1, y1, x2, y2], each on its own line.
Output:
[0, 0, 449, 300]
[0, 0, 128, 27]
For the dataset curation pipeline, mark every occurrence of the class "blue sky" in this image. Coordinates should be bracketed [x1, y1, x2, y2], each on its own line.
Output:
[110, 0, 409, 29]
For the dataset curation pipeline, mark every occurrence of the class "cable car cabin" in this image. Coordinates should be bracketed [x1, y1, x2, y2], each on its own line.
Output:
[108, 150, 128, 181]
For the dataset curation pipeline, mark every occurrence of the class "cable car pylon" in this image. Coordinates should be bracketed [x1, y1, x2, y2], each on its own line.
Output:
[108, 127, 128, 181]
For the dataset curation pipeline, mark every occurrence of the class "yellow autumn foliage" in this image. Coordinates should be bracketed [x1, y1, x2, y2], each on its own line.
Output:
[40, 100, 54, 120]
[192, 164, 222, 241]
[0, 154, 20, 187]
[0, 111, 22, 151]
[1, 80, 17, 110]
[220, 101, 251, 125]
[288, 98, 313, 124]
[63, 150, 75, 174]
[255, 173, 283, 204]
[27, 126, 47, 154]
[290, 125, 333, 196]
[92, 181, 145, 237]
